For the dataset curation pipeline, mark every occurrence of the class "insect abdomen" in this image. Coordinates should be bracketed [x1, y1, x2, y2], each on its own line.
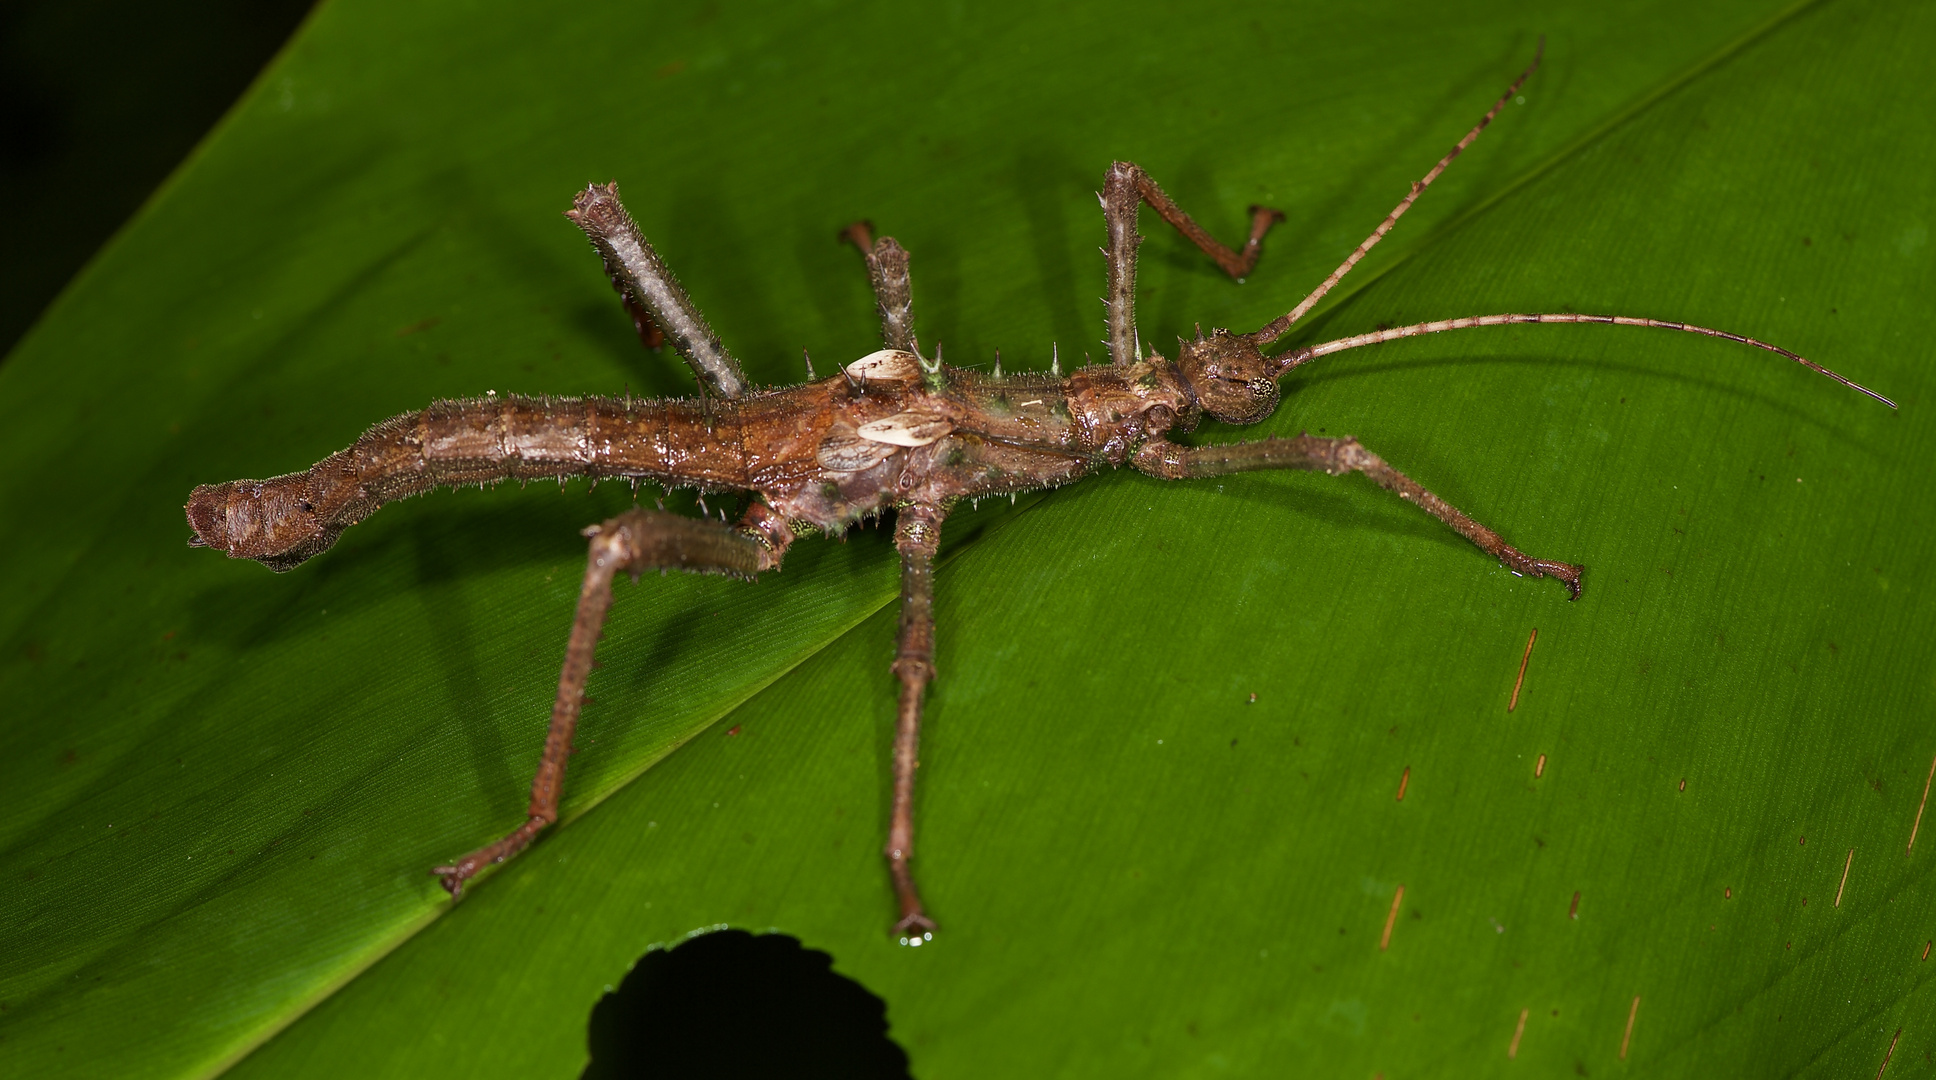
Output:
[186, 394, 751, 570]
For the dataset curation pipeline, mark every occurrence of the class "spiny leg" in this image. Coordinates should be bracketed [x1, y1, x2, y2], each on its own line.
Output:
[885, 503, 945, 940]
[567, 183, 748, 399]
[1247, 40, 1545, 346]
[841, 221, 918, 352]
[434, 506, 786, 896]
[1133, 434, 1582, 597]
[1102, 161, 1285, 367]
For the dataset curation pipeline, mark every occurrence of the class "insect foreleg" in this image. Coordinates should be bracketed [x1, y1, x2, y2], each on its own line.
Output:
[1133, 434, 1583, 598]
[841, 221, 919, 353]
[1101, 161, 1285, 368]
[886, 503, 945, 940]
[433, 506, 784, 897]
[567, 183, 748, 399]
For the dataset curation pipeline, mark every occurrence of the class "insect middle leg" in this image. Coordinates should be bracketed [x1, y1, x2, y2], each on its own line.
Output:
[1133, 434, 1582, 597]
[841, 221, 918, 352]
[434, 505, 789, 896]
[885, 502, 945, 939]
[1101, 162, 1285, 367]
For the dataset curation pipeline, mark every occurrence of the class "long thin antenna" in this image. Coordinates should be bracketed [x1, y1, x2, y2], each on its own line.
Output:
[1249, 39, 1544, 346]
[1273, 312, 1896, 408]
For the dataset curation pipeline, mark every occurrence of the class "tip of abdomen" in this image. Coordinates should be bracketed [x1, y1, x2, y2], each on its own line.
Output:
[184, 474, 340, 572]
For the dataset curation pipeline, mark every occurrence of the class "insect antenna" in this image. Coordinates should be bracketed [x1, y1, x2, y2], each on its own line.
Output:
[1272, 312, 1895, 408]
[1248, 37, 1544, 347]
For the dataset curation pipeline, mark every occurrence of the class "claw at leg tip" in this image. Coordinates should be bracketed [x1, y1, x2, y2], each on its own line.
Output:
[432, 866, 466, 898]
[894, 913, 938, 946]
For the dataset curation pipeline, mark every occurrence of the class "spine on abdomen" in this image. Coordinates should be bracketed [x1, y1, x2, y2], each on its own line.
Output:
[186, 394, 743, 571]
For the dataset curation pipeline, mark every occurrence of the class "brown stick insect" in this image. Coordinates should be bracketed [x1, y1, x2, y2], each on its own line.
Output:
[183, 46, 1892, 943]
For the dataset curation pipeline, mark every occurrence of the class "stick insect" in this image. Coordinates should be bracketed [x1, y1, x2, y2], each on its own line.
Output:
[183, 45, 1892, 943]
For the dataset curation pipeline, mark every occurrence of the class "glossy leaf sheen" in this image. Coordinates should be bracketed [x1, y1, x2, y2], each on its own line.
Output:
[1, 1, 1932, 1077]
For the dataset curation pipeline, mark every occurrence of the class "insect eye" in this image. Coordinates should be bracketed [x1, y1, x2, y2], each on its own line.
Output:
[299, 501, 314, 513]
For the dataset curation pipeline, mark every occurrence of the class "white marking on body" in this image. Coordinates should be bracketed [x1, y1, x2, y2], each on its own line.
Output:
[857, 412, 953, 447]
[845, 350, 923, 382]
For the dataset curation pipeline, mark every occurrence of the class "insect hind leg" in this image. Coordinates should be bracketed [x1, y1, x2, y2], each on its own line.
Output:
[433, 506, 787, 897]
[567, 183, 749, 399]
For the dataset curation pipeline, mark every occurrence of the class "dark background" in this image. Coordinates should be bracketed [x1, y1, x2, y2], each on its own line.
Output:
[0, 0, 314, 357]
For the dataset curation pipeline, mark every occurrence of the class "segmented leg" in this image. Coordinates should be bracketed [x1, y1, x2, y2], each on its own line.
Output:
[886, 503, 944, 940]
[1133, 434, 1582, 597]
[1101, 161, 1286, 367]
[841, 221, 918, 352]
[1248, 41, 1544, 346]
[434, 506, 787, 896]
[567, 183, 748, 399]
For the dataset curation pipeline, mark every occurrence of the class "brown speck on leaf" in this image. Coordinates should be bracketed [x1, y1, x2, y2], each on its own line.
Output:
[1910, 752, 1936, 854]
[1570, 890, 1580, 919]
[1381, 884, 1405, 950]
[1508, 628, 1537, 711]
[1620, 996, 1641, 1059]
[726, 725, 742, 737]
[1395, 766, 1410, 801]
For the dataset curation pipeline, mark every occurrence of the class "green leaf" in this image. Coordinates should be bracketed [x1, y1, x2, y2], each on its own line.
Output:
[2, 0, 1931, 1077]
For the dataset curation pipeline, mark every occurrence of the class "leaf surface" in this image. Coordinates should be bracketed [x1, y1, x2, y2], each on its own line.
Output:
[1, 1, 1931, 1077]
